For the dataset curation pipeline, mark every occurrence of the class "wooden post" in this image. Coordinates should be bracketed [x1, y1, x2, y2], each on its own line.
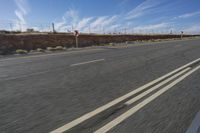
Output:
[75, 36, 78, 48]
[52, 23, 55, 33]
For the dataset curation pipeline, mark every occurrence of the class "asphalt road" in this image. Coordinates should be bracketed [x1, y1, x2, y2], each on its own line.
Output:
[0, 39, 200, 133]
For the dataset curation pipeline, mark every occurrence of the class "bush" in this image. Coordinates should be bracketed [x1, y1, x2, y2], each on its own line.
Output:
[47, 47, 54, 51]
[16, 49, 28, 54]
[109, 43, 115, 46]
[36, 48, 45, 52]
[54, 46, 64, 50]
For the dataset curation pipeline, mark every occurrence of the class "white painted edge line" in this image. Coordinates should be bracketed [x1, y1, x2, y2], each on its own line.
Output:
[0, 61, 32, 67]
[70, 59, 105, 67]
[0, 75, 9, 78]
[50, 57, 200, 133]
[1, 71, 49, 81]
[94, 65, 200, 133]
[125, 67, 191, 105]
[186, 111, 200, 133]
[0, 49, 104, 62]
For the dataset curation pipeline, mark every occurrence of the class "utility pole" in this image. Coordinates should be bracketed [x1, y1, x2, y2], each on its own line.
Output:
[52, 23, 55, 33]
[9, 23, 13, 31]
[170, 30, 173, 35]
[124, 28, 127, 35]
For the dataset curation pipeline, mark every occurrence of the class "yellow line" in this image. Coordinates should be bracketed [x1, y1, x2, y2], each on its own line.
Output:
[50, 58, 200, 133]
[94, 65, 200, 133]
[125, 67, 191, 105]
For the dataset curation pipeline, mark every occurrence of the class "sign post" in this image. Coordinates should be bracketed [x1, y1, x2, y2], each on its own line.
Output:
[74, 30, 79, 48]
[181, 31, 184, 39]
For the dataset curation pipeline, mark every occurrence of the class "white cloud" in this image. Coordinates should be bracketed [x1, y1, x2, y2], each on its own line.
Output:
[90, 15, 118, 29]
[14, 0, 30, 31]
[54, 9, 119, 33]
[76, 17, 93, 30]
[107, 24, 121, 33]
[102, 15, 118, 27]
[175, 11, 200, 19]
[54, 8, 79, 32]
[90, 16, 108, 29]
[63, 8, 79, 25]
[126, 0, 162, 20]
[12, 0, 197, 34]
[55, 9, 95, 32]
[54, 21, 66, 31]
[184, 24, 200, 34]
[133, 23, 170, 33]
[54, 8, 172, 34]
[11, 0, 180, 33]
[15, 10, 26, 24]
[134, 23, 168, 30]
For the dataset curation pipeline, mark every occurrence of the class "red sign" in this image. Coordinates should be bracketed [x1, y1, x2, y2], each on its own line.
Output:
[74, 30, 79, 37]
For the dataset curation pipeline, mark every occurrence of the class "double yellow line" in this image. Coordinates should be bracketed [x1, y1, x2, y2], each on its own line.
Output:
[51, 58, 200, 133]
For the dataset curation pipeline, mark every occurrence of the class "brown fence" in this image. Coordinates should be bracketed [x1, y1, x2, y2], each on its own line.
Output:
[0, 33, 196, 54]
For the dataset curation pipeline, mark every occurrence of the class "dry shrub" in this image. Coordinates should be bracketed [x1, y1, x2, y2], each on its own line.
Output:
[16, 49, 28, 54]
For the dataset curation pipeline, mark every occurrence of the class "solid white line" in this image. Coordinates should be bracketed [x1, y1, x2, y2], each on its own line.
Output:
[186, 111, 200, 133]
[0, 75, 8, 78]
[50, 58, 200, 133]
[2, 71, 49, 81]
[0, 49, 103, 62]
[0, 61, 32, 67]
[94, 65, 200, 133]
[125, 67, 191, 105]
[70, 59, 105, 67]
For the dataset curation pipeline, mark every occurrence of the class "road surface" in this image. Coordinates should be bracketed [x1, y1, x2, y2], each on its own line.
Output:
[0, 39, 200, 133]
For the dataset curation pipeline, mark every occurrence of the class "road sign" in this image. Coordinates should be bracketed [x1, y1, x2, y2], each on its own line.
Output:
[181, 31, 184, 39]
[74, 30, 79, 48]
[74, 30, 79, 37]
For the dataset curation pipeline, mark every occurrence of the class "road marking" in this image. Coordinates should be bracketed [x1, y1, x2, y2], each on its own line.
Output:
[186, 111, 200, 133]
[1, 71, 49, 81]
[125, 67, 191, 105]
[50, 57, 200, 133]
[0, 75, 8, 78]
[94, 65, 200, 133]
[0, 49, 104, 62]
[0, 61, 32, 67]
[174, 44, 182, 47]
[70, 59, 105, 67]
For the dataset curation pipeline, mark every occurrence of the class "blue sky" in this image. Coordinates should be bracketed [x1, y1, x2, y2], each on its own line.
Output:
[0, 0, 200, 34]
